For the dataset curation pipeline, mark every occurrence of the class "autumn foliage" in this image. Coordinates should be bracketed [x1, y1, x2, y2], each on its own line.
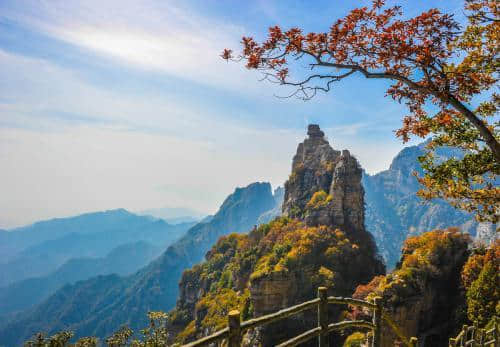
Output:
[168, 217, 383, 343]
[223, 0, 499, 222]
[461, 241, 499, 327]
[352, 228, 471, 305]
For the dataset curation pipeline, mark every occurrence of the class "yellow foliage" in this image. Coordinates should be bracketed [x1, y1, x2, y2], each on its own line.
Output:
[306, 190, 333, 210]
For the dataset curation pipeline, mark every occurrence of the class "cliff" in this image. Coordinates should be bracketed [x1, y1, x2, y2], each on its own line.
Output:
[363, 142, 497, 269]
[352, 229, 471, 346]
[168, 125, 385, 346]
[283, 124, 365, 234]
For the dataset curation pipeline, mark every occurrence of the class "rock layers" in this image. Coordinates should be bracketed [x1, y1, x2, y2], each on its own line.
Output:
[283, 124, 365, 233]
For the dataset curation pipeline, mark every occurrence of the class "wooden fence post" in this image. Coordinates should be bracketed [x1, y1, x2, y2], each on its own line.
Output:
[409, 337, 418, 347]
[493, 317, 498, 347]
[317, 287, 329, 347]
[461, 325, 467, 347]
[228, 310, 241, 347]
[372, 297, 382, 347]
[478, 328, 485, 347]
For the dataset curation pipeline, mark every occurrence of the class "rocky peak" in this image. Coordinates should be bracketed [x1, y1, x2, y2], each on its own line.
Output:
[307, 124, 325, 138]
[283, 125, 365, 233]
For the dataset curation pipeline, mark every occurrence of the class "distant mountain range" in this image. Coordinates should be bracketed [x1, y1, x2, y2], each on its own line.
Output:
[363, 142, 496, 268]
[0, 209, 195, 322]
[1, 209, 153, 263]
[138, 207, 206, 224]
[0, 142, 495, 346]
[0, 241, 162, 317]
[0, 209, 193, 287]
[0, 182, 282, 346]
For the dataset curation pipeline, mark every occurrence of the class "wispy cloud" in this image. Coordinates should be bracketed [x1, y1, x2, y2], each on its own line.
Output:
[0, 0, 429, 227]
[0, 0, 264, 91]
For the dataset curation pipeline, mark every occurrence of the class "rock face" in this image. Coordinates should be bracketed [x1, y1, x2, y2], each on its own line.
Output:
[167, 125, 384, 347]
[353, 229, 470, 346]
[283, 124, 365, 233]
[248, 125, 383, 345]
[363, 142, 497, 269]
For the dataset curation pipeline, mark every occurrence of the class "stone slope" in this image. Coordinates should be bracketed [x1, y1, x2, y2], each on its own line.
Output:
[283, 125, 364, 233]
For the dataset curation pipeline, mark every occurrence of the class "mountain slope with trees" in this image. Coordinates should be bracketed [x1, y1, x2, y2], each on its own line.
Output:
[363, 142, 495, 268]
[0, 241, 163, 317]
[0, 182, 280, 346]
[168, 125, 385, 346]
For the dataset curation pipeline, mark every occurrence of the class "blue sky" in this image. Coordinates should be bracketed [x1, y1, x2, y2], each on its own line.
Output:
[0, 0, 465, 227]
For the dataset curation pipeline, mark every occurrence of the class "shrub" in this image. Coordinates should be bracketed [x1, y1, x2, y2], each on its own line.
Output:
[306, 190, 333, 210]
[343, 332, 366, 347]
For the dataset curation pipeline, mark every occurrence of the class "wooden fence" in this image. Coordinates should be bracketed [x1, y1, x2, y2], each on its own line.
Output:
[449, 319, 498, 347]
[179, 287, 418, 347]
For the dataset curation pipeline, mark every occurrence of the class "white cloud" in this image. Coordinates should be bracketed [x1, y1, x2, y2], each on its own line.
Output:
[1, 0, 266, 92]
[0, 2, 415, 227]
[0, 48, 408, 228]
[0, 49, 299, 228]
[0, 123, 303, 228]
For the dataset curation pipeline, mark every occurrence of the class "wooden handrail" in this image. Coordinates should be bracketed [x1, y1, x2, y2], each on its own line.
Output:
[327, 296, 377, 309]
[276, 327, 322, 347]
[179, 287, 417, 347]
[240, 298, 320, 332]
[327, 320, 374, 332]
[449, 318, 498, 347]
[181, 327, 228, 347]
[382, 312, 412, 347]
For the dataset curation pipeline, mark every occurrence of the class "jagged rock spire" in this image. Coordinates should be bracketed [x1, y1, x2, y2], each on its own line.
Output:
[307, 124, 325, 138]
[282, 124, 365, 233]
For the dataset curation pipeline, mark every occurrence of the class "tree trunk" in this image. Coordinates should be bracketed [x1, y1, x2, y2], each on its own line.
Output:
[447, 95, 500, 162]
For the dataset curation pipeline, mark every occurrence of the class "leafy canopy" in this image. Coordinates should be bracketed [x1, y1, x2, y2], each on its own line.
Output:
[223, 0, 499, 222]
[461, 241, 499, 327]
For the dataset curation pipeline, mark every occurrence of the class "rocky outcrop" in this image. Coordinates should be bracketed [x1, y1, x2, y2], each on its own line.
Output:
[249, 270, 299, 317]
[283, 124, 365, 234]
[168, 125, 385, 346]
[353, 229, 470, 346]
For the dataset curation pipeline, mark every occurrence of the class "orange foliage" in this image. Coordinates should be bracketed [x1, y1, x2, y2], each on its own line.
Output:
[353, 228, 470, 305]
[461, 240, 500, 289]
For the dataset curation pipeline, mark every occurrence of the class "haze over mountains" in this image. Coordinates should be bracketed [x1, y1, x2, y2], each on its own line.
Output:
[138, 207, 206, 225]
[363, 142, 496, 268]
[0, 241, 162, 317]
[0, 141, 494, 346]
[0, 210, 195, 321]
[0, 182, 281, 345]
[0, 209, 194, 287]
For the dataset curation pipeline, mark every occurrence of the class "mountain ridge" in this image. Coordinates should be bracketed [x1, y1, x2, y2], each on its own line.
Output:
[0, 211, 193, 287]
[0, 182, 280, 345]
[0, 241, 164, 317]
[363, 141, 495, 268]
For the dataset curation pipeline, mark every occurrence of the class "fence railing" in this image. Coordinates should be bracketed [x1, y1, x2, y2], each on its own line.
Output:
[449, 319, 498, 347]
[180, 287, 418, 347]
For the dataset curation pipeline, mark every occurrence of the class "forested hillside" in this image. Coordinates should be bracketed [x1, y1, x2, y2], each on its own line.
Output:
[0, 182, 281, 346]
